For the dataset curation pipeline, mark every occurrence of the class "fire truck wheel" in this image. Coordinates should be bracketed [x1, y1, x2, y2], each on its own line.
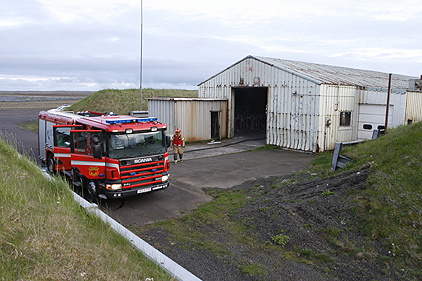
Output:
[47, 154, 56, 174]
[86, 180, 99, 202]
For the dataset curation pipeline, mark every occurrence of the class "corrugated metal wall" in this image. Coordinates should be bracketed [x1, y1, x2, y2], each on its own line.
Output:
[173, 99, 227, 141]
[199, 57, 325, 152]
[148, 98, 227, 141]
[319, 85, 357, 151]
[198, 56, 411, 152]
[405, 91, 422, 123]
[267, 73, 320, 152]
[148, 99, 175, 137]
[358, 89, 407, 129]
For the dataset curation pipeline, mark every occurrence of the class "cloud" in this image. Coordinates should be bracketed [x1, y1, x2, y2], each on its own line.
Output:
[36, 0, 138, 22]
[0, 0, 421, 91]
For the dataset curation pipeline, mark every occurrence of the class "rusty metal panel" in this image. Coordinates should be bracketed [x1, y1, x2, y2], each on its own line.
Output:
[200, 56, 415, 90]
[264, 63, 321, 152]
[173, 99, 227, 141]
[253, 56, 415, 90]
[148, 98, 227, 142]
[405, 91, 422, 123]
[320, 84, 358, 148]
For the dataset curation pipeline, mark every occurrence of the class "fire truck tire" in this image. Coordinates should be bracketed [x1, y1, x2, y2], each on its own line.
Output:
[47, 154, 56, 174]
[86, 179, 99, 202]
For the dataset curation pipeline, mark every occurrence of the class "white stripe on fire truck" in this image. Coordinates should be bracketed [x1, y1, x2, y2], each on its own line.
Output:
[106, 162, 120, 173]
[55, 153, 70, 158]
[71, 160, 106, 167]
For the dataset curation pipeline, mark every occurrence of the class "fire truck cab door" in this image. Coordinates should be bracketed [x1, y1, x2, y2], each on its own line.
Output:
[53, 125, 82, 172]
[70, 130, 105, 180]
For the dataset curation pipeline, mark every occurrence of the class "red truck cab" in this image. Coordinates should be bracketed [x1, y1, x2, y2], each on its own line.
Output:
[38, 107, 170, 200]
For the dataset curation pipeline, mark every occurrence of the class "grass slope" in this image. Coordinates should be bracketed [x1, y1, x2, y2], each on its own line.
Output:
[0, 135, 175, 280]
[68, 88, 198, 115]
[134, 122, 422, 280]
[342, 122, 422, 266]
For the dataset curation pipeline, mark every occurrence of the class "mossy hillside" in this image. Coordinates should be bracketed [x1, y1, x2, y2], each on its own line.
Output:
[68, 88, 197, 115]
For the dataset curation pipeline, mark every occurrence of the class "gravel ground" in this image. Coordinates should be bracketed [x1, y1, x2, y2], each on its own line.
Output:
[138, 168, 406, 281]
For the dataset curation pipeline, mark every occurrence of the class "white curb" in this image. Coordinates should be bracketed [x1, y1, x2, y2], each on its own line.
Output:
[72, 192, 202, 281]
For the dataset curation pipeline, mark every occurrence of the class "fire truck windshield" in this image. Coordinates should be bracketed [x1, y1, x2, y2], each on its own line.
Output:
[108, 131, 167, 159]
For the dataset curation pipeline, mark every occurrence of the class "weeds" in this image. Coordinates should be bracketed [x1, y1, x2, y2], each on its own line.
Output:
[272, 231, 290, 246]
[321, 190, 335, 197]
[240, 263, 267, 276]
[317, 227, 341, 238]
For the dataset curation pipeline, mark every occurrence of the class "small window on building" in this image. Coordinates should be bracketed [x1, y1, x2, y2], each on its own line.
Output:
[340, 112, 352, 127]
[363, 124, 372, 130]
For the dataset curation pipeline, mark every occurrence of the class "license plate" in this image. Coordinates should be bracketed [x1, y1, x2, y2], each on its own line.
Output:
[137, 187, 151, 194]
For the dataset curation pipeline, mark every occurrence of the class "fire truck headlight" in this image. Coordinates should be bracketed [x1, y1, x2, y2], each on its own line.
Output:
[162, 175, 169, 182]
[106, 183, 122, 191]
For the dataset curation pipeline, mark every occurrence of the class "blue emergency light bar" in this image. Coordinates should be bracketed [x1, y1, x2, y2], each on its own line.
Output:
[105, 117, 158, 125]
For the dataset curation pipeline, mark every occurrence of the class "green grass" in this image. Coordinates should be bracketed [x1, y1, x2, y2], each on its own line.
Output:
[240, 262, 267, 276]
[339, 123, 422, 265]
[0, 134, 175, 280]
[68, 88, 197, 115]
[18, 120, 38, 133]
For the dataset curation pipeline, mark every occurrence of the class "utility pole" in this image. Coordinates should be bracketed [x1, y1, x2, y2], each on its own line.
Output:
[384, 73, 392, 134]
[139, 0, 143, 111]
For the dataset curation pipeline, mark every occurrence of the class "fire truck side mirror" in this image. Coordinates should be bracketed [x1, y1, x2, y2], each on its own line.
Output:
[92, 136, 103, 159]
[166, 135, 171, 148]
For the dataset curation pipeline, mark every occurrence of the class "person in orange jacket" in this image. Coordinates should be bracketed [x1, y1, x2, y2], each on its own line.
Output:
[170, 128, 185, 164]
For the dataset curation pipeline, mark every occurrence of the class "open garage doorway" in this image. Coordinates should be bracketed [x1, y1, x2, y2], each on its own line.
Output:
[232, 87, 268, 138]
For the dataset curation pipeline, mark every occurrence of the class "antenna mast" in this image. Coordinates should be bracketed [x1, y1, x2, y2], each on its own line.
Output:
[139, 0, 143, 111]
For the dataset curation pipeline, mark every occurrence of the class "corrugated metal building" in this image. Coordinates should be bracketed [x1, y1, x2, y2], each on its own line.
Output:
[148, 98, 228, 142]
[405, 94, 422, 125]
[198, 55, 419, 152]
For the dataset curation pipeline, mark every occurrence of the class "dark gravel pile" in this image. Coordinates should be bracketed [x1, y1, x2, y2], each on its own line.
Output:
[139, 168, 404, 281]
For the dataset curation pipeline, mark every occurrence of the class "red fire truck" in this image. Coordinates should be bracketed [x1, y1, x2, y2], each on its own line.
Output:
[38, 106, 170, 200]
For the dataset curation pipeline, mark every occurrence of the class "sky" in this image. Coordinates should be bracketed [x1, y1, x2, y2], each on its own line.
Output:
[1, 0, 421, 91]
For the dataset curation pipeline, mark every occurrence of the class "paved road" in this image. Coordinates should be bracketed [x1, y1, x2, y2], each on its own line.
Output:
[1, 108, 315, 227]
[0, 108, 41, 163]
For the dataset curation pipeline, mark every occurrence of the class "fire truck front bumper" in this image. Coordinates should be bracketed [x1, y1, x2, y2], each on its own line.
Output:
[99, 181, 170, 199]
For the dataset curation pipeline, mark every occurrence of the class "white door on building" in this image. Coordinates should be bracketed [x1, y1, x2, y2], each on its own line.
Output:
[358, 104, 393, 140]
